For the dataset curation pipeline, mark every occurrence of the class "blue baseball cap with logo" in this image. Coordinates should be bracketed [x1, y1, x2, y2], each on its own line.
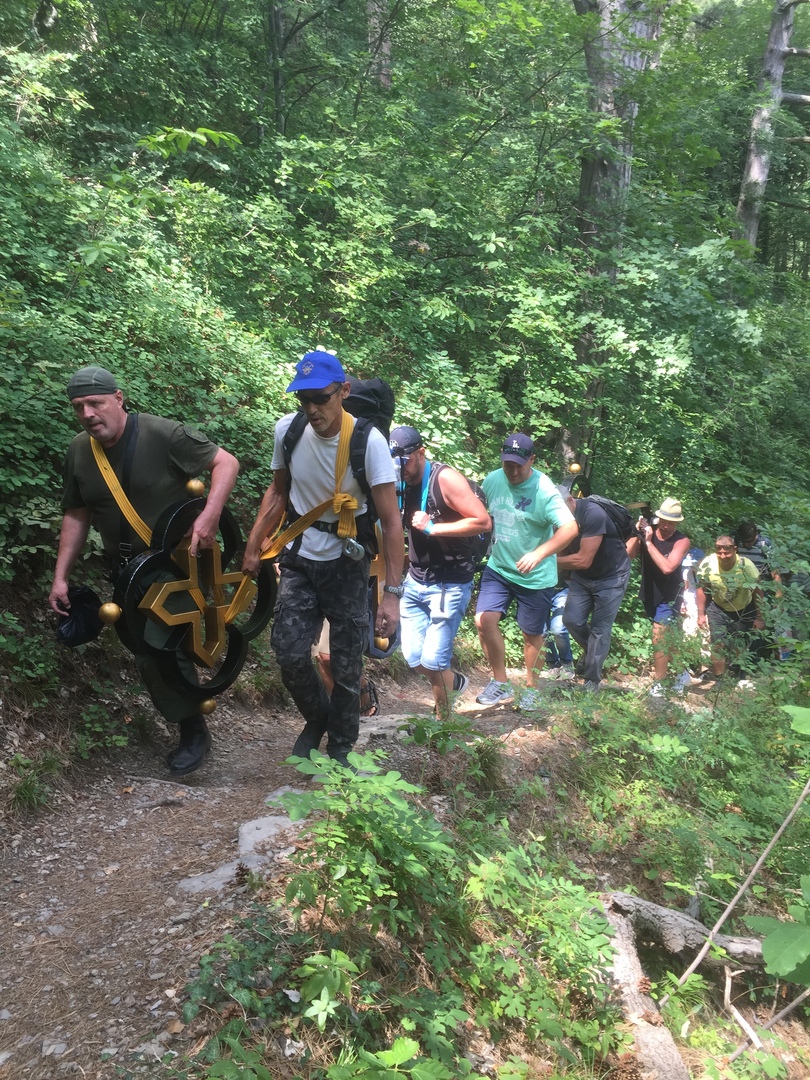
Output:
[501, 432, 535, 464]
[286, 350, 346, 392]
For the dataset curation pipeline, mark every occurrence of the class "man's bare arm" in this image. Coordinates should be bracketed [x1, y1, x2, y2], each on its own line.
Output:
[190, 448, 240, 555]
[515, 518, 579, 575]
[558, 533, 602, 571]
[242, 471, 290, 577]
[49, 507, 93, 614]
[410, 468, 491, 537]
[373, 481, 406, 636]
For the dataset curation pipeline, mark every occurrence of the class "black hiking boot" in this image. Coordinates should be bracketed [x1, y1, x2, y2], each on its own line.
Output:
[168, 715, 211, 776]
[291, 724, 326, 759]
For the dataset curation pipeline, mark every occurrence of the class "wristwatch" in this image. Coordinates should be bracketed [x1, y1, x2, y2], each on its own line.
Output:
[383, 584, 405, 599]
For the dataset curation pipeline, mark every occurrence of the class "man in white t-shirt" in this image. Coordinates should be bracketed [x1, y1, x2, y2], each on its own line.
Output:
[243, 351, 404, 766]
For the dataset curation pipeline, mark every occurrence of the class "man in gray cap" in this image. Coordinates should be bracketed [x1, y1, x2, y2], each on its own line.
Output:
[49, 366, 240, 775]
[242, 351, 404, 767]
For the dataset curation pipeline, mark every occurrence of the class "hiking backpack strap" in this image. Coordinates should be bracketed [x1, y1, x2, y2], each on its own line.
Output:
[348, 416, 373, 500]
[261, 410, 359, 562]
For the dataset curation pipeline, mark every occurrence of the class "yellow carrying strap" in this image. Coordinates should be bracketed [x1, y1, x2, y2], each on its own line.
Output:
[260, 410, 359, 562]
[90, 437, 152, 547]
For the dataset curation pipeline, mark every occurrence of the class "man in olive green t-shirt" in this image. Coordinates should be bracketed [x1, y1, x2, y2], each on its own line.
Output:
[49, 366, 239, 776]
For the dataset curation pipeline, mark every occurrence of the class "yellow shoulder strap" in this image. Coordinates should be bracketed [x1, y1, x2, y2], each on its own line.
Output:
[260, 410, 359, 562]
[90, 438, 153, 547]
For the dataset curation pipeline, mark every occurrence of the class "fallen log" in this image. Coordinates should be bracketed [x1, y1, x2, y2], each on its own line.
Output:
[606, 892, 763, 968]
[604, 905, 691, 1080]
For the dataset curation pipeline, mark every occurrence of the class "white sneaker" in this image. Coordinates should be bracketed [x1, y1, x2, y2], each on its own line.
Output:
[648, 682, 665, 699]
[452, 671, 469, 695]
[476, 680, 515, 707]
[673, 671, 692, 695]
[556, 665, 575, 681]
[518, 688, 542, 711]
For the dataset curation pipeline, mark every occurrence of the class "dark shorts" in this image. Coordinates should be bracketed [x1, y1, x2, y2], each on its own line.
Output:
[475, 566, 554, 637]
[707, 600, 756, 644]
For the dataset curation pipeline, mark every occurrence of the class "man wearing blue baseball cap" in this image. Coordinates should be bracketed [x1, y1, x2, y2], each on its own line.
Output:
[243, 350, 404, 767]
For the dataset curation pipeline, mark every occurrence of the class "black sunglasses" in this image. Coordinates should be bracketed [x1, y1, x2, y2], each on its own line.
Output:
[502, 444, 532, 459]
[295, 384, 343, 407]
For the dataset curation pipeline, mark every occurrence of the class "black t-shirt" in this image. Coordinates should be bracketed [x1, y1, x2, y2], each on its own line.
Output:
[639, 528, 686, 616]
[571, 499, 630, 581]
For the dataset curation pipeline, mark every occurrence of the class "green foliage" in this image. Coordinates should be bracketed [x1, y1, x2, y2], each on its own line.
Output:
[6, 750, 62, 811]
[183, 752, 622, 1076]
[557, 689, 810, 908]
[745, 876, 810, 987]
[281, 751, 467, 941]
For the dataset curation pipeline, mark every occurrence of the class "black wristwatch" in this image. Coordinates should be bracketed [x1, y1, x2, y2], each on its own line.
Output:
[383, 584, 405, 599]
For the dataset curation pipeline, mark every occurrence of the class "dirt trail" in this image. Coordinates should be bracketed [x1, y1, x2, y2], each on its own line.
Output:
[1, 670, 547, 1079]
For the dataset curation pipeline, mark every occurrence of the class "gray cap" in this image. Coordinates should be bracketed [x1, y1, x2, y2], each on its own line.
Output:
[67, 366, 119, 400]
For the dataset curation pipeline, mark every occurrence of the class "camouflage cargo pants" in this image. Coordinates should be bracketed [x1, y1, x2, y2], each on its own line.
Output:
[271, 550, 369, 759]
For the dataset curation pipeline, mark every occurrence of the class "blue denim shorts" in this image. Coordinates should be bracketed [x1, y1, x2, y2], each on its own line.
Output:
[653, 601, 680, 625]
[400, 577, 473, 671]
[475, 566, 554, 637]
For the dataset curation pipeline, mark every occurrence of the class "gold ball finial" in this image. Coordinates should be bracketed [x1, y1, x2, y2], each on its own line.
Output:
[186, 478, 206, 497]
[199, 698, 217, 715]
[568, 463, 582, 474]
[98, 602, 122, 625]
[374, 637, 389, 651]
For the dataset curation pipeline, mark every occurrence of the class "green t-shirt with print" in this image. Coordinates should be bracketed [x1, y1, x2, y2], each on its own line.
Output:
[482, 467, 573, 589]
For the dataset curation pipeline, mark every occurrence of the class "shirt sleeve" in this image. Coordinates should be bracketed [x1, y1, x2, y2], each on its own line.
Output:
[168, 422, 219, 476]
[365, 426, 396, 487]
[537, 473, 574, 528]
[60, 441, 85, 510]
[578, 500, 607, 539]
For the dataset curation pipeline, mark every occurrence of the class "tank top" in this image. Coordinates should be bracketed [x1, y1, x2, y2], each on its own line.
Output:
[405, 463, 476, 585]
[640, 527, 687, 614]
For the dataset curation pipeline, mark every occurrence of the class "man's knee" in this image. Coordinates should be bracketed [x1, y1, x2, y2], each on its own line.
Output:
[476, 609, 500, 633]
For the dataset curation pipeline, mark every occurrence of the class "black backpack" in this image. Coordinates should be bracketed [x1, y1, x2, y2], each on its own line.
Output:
[428, 465, 493, 572]
[281, 377, 396, 552]
[584, 494, 637, 542]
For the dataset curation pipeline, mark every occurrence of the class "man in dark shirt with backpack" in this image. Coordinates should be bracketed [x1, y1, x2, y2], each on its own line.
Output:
[389, 425, 491, 719]
[557, 489, 631, 691]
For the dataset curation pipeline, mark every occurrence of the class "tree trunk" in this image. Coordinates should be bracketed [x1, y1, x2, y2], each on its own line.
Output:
[260, 0, 286, 139]
[736, 0, 802, 252]
[573, 0, 665, 251]
[367, 0, 392, 88]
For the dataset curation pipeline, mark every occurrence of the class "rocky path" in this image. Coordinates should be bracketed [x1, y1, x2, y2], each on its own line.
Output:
[0, 671, 547, 1079]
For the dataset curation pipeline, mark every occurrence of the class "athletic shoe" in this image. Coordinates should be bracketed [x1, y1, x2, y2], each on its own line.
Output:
[582, 680, 600, 693]
[452, 671, 469, 695]
[556, 665, 575, 681]
[539, 666, 559, 680]
[518, 688, 542, 711]
[673, 671, 692, 695]
[476, 679, 515, 707]
[648, 682, 665, 699]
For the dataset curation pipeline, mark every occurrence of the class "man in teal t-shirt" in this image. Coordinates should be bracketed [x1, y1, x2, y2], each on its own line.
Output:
[474, 434, 577, 709]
